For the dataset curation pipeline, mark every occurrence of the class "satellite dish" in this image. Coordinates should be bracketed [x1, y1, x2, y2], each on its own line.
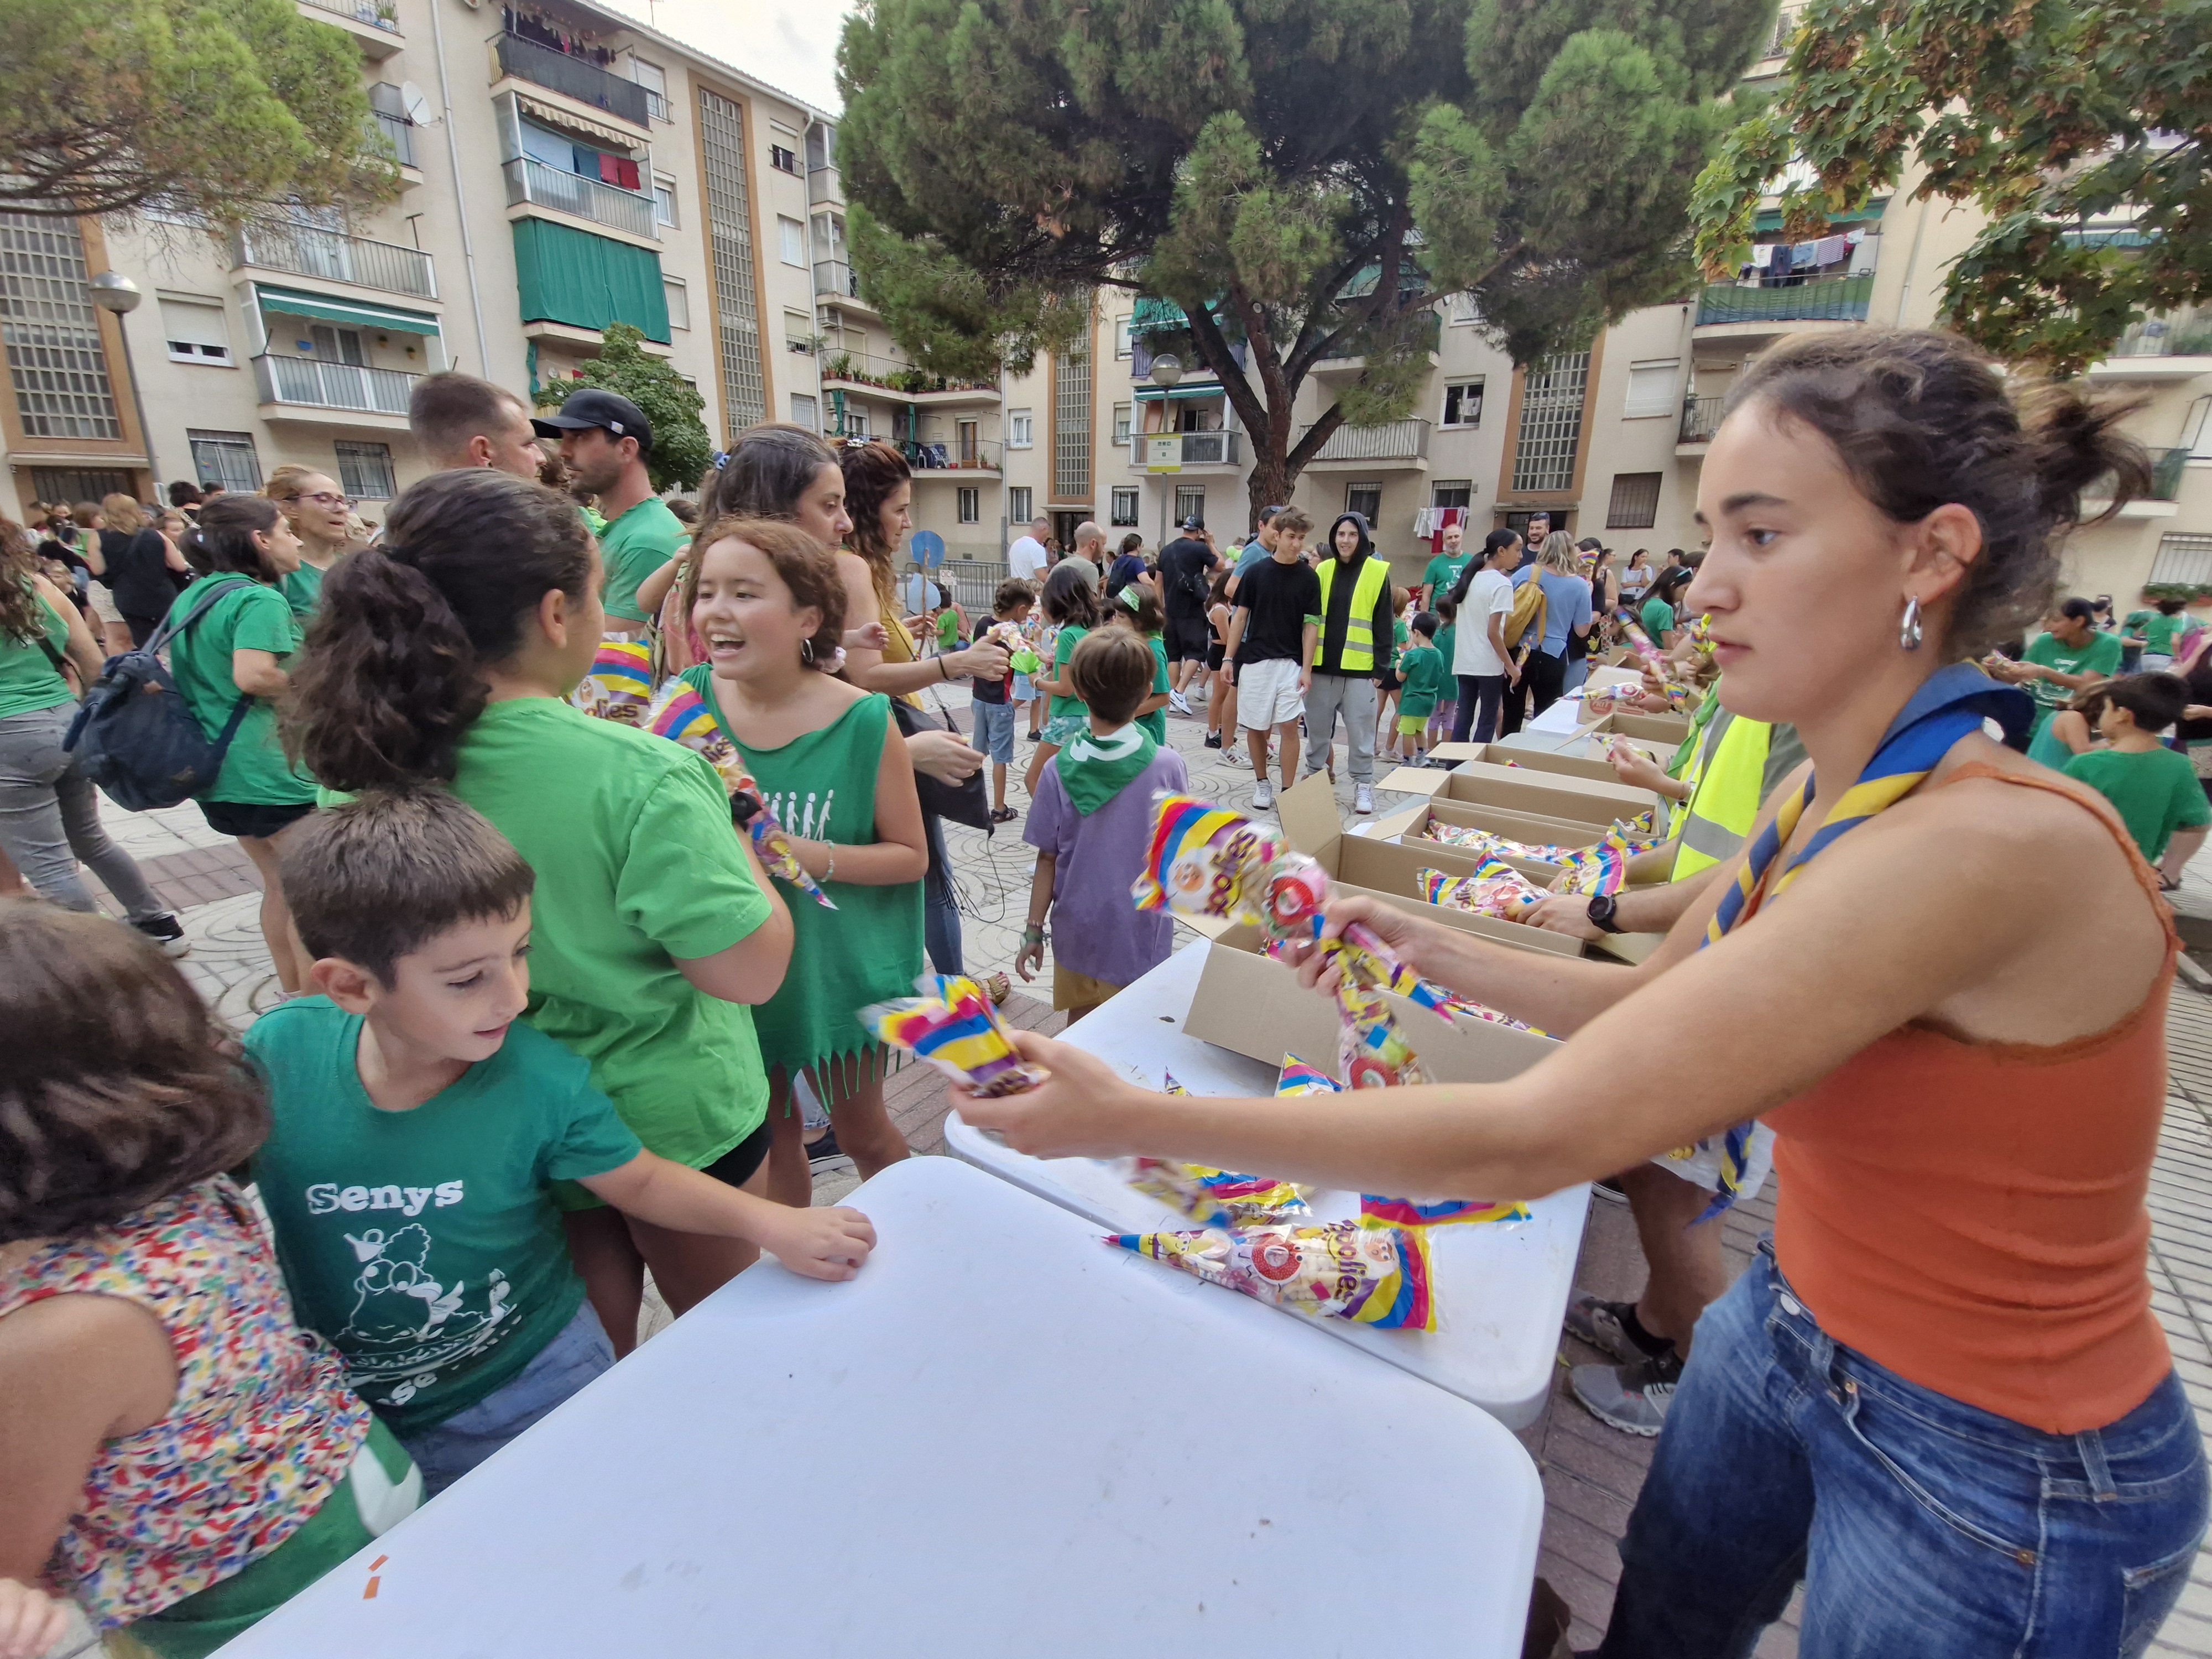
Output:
[400, 81, 434, 124]
[912, 530, 946, 570]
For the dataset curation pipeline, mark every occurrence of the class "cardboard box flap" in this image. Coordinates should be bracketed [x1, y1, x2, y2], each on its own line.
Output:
[1380, 764, 1450, 797]
[1277, 769, 1345, 858]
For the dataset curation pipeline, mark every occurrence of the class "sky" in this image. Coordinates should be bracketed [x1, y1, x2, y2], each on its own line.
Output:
[595, 0, 858, 113]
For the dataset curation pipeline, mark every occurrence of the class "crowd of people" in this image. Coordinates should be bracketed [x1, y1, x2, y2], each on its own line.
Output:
[1, 327, 2208, 1658]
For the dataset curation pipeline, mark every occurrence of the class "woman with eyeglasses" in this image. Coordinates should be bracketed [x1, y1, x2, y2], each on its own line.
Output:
[263, 467, 361, 620]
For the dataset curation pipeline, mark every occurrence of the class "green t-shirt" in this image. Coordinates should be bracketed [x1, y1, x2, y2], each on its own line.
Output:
[281, 556, 338, 620]
[1433, 622, 1457, 680]
[1422, 552, 1471, 604]
[1048, 624, 1090, 721]
[2064, 746, 2211, 863]
[1388, 615, 1410, 673]
[246, 997, 641, 1433]
[1640, 596, 1676, 641]
[2023, 628, 2125, 713]
[164, 577, 316, 806]
[441, 698, 774, 1173]
[598, 497, 687, 624]
[1139, 633, 1170, 743]
[935, 609, 961, 652]
[2124, 609, 2185, 655]
[0, 588, 72, 721]
[1396, 643, 1447, 718]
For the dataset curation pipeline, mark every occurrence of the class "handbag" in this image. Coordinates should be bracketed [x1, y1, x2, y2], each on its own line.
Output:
[891, 690, 994, 833]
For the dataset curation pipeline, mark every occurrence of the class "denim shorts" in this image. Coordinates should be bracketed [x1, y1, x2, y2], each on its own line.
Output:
[972, 698, 1015, 764]
[393, 1302, 615, 1496]
[1011, 672, 1037, 703]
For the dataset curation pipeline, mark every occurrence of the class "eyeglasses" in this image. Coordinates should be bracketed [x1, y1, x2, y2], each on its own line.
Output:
[297, 491, 355, 509]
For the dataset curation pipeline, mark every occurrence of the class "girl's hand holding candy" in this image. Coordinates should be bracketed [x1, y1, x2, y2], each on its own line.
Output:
[1278, 894, 1449, 995]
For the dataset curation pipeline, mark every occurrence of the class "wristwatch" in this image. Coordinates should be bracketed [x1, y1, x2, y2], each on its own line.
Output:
[1586, 893, 1625, 935]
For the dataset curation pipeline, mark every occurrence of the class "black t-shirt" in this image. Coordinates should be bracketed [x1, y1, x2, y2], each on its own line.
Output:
[1158, 537, 1217, 617]
[1235, 556, 1322, 664]
[103, 527, 179, 618]
[970, 616, 1011, 703]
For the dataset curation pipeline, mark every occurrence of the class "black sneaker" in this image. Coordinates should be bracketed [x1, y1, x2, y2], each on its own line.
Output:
[132, 913, 190, 958]
[1203, 732, 1223, 749]
[805, 1128, 847, 1167]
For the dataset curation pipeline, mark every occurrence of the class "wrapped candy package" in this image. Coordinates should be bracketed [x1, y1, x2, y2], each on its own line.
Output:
[1418, 862, 1545, 922]
[1110, 1221, 1436, 1331]
[1272, 1054, 1527, 1229]
[573, 639, 656, 725]
[861, 975, 1044, 1097]
[1334, 983, 1430, 1090]
[1121, 1071, 1313, 1227]
[644, 682, 836, 909]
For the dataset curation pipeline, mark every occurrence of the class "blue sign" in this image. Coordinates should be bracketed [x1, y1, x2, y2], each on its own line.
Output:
[912, 530, 946, 570]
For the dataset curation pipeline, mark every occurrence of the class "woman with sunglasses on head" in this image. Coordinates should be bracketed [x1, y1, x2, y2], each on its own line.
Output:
[963, 329, 2206, 1659]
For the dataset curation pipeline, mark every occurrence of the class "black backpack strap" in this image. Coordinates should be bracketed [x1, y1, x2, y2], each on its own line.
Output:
[206, 693, 255, 767]
[143, 576, 251, 656]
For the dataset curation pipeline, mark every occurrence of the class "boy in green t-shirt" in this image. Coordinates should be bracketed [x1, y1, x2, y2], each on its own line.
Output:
[248, 792, 875, 1494]
[2122, 597, 2189, 669]
[1392, 612, 1447, 766]
[2062, 672, 2210, 886]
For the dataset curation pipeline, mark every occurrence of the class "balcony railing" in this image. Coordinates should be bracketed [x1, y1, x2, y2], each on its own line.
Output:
[503, 156, 657, 240]
[296, 0, 399, 32]
[1695, 272, 1872, 327]
[815, 259, 862, 301]
[1680, 394, 1726, 444]
[254, 353, 419, 416]
[2149, 447, 2190, 502]
[1306, 418, 1432, 463]
[234, 223, 436, 300]
[821, 349, 997, 396]
[371, 109, 415, 168]
[643, 87, 670, 123]
[495, 32, 650, 128]
[808, 164, 841, 207]
[904, 439, 1003, 471]
[2110, 309, 2212, 358]
[1129, 431, 1243, 467]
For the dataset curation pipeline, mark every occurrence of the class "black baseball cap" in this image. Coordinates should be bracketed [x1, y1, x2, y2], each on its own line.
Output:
[533, 388, 653, 452]
[1180, 513, 1205, 530]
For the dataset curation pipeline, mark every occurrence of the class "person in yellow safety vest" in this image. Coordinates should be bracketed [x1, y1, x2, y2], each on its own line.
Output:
[1519, 674, 1806, 1436]
[1298, 512, 1400, 816]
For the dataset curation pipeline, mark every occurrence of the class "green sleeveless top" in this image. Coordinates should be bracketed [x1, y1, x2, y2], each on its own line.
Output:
[678, 668, 925, 1079]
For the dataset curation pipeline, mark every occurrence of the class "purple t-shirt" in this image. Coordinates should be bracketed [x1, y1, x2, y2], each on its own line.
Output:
[1024, 744, 1190, 988]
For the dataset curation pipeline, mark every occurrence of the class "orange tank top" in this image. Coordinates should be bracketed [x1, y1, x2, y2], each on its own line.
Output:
[1765, 764, 2175, 1435]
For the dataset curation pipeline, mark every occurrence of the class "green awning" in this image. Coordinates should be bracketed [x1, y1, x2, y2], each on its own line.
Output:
[1133, 296, 1188, 330]
[2063, 227, 2155, 249]
[1134, 382, 1225, 400]
[1751, 199, 1888, 234]
[252, 284, 440, 337]
[510, 219, 669, 344]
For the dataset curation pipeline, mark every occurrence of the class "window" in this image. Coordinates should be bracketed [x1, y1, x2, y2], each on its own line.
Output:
[2151, 533, 2212, 587]
[1441, 380, 1484, 429]
[770, 144, 799, 175]
[1008, 487, 1032, 523]
[29, 467, 133, 504]
[784, 309, 813, 352]
[1623, 359, 1679, 419]
[664, 277, 690, 331]
[1112, 403, 1131, 446]
[846, 410, 869, 439]
[160, 297, 232, 366]
[791, 393, 819, 431]
[1008, 409, 1034, 448]
[335, 441, 397, 501]
[0, 213, 121, 440]
[1606, 472, 1662, 530]
[1442, 292, 1480, 326]
[1510, 351, 1590, 494]
[1175, 485, 1206, 524]
[779, 216, 805, 268]
[1114, 316, 1132, 359]
[1055, 348, 1091, 499]
[1110, 486, 1139, 526]
[653, 173, 679, 228]
[630, 58, 669, 121]
[697, 88, 766, 431]
[2184, 395, 2212, 460]
[957, 487, 980, 524]
[1345, 482, 1382, 523]
[187, 429, 263, 492]
[1431, 481, 1473, 510]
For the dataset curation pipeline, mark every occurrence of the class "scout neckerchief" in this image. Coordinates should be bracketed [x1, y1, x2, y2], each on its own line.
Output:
[1689, 662, 2032, 1216]
[1055, 723, 1160, 816]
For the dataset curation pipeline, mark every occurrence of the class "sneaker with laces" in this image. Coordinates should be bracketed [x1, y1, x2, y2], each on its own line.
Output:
[1570, 1350, 1683, 1437]
[1168, 688, 1192, 715]
[1353, 783, 1375, 815]
[1252, 779, 1275, 811]
[1563, 1293, 1662, 1365]
[132, 914, 190, 958]
[1223, 748, 1248, 768]
[1203, 731, 1223, 749]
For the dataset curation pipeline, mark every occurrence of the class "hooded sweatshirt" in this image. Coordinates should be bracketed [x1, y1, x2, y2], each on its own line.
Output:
[1314, 513, 1396, 678]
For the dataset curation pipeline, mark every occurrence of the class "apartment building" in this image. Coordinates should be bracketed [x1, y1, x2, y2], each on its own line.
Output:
[0, 0, 848, 521]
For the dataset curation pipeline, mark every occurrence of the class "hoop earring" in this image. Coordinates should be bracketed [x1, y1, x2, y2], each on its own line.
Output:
[800, 637, 816, 666]
[1899, 595, 1923, 652]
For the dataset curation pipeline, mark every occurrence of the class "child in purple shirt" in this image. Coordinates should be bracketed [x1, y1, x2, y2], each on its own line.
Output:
[1016, 628, 1190, 1021]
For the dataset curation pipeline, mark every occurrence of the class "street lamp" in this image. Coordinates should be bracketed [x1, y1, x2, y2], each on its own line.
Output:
[87, 272, 163, 496]
[1146, 353, 1184, 542]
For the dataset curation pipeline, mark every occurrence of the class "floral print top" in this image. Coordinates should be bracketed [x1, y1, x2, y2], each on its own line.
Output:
[0, 1178, 370, 1627]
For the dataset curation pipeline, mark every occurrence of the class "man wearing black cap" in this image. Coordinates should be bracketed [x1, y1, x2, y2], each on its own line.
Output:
[533, 388, 681, 635]
[1157, 512, 1217, 713]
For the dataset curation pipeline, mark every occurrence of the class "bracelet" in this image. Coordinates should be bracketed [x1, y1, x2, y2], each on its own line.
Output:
[1022, 925, 1046, 943]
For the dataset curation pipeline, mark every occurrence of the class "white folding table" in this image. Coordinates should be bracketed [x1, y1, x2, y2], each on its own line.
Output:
[213, 1157, 1543, 1657]
[946, 942, 1590, 1430]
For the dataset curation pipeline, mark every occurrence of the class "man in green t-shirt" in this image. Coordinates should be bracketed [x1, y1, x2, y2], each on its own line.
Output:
[534, 389, 684, 632]
[1419, 520, 1471, 610]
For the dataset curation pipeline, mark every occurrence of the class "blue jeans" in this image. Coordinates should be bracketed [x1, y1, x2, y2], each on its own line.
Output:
[394, 1303, 614, 1496]
[1600, 1241, 2206, 1659]
[973, 698, 1015, 764]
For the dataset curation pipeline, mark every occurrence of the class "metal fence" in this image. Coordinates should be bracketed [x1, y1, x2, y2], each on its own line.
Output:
[235, 223, 436, 299]
[504, 156, 657, 240]
[1308, 418, 1432, 463]
[254, 353, 418, 415]
[1679, 395, 1725, 444]
[495, 32, 650, 128]
[1695, 272, 1872, 327]
[296, 0, 400, 32]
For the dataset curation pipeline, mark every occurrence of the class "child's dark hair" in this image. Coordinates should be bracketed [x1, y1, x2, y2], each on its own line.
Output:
[1411, 610, 1438, 639]
[285, 470, 593, 790]
[2105, 671, 2188, 735]
[1115, 582, 1164, 635]
[680, 516, 847, 669]
[993, 578, 1035, 614]
[1725, 330, 2151, 656]
[1434, 595, 1458, 627]
[0, 902, 269, 1242]
[1067, 628, 1155, 726]
[178, 494, 283, 581]
[281, 791, 536, 986]
[1041, 559, 1104, 628]
[2157, 596, 2188, 617]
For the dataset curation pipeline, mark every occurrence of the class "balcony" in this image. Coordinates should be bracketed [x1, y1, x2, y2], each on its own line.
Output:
[905, 439, 1003, 473]
[1678, 394, 1726, 449]
[1694, 272, 1872, 332]
[295, 0, 401, 56]
[2085, 447, 2191, 520]
[1130, 431, 1243, 468]
[643, 87, 670, 123]
[1313, 311, 1443, 379]
[1301, 418, 1432, 468]
[254, 353, 419, 421]
[495, 32, 650, 130]
[371, 110, 416, 169]
[821, 348, 998, 404]
[809, 164, 841, 207]
[504, 156, 657, 241]
[2089, 309, 2212, 382]
[815, 259, 867, 304]
[233, 223, 436, 300]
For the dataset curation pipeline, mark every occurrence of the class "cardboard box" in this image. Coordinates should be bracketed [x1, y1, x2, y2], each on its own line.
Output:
[1376, 758, 1655, 826]
[1426, 741, 1621, 786]
[1369, 796, 1608, 869]
[1579, 708, 1692, 745]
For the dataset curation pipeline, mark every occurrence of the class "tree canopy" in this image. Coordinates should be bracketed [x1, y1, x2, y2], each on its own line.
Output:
[536, 324, 713, 494]
[836, 0, 1775, 520]
[2, 0, 395, 228]
[1693, 0, 2209, 374]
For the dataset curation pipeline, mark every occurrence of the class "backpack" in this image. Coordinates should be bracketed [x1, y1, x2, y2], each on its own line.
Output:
[1505, 571, 1548, 655]
[64, 578, 257, 812]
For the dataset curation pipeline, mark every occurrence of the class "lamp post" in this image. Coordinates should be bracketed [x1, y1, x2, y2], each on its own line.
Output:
[1147, 352, 1183, 545]
[87, 272, 163, 497]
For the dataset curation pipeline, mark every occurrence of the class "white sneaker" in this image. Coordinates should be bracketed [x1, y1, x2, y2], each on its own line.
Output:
[1223, 747, 1249, 768]
[1168, 688, 1191, 715]
[1354, 784, 1375, 815]
[1252, 780, 1275, 811]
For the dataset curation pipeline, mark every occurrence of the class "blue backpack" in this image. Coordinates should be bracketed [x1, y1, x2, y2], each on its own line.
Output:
[65, 578, 258, 812]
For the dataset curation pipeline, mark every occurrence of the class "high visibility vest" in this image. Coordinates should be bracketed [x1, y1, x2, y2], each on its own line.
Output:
[1670, 707, 1776, 880]
[1314, 554, 1394, 673]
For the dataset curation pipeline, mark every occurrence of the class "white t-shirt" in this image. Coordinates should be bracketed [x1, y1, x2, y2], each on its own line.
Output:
[1008, 536, 1048, 583]
[1455, 566, 1516, 677]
